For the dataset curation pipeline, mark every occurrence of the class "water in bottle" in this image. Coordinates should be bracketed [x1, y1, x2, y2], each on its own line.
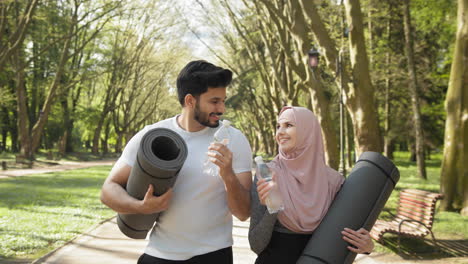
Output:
[254, 156, 284, 214]
[203, 120, 231, 176]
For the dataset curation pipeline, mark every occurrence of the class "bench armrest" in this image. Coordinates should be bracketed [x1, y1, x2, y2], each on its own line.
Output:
[397, 219, 430, 233]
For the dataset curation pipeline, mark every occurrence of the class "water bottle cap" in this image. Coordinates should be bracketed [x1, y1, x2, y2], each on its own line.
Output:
[254, 156, 264, 164]
[222, 120, 231, 127]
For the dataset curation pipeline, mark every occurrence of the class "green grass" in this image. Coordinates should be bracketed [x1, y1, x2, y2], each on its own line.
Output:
[0, 166, 114, 262]
[373, 151, 468, 258]
[0, 151, 466, 261]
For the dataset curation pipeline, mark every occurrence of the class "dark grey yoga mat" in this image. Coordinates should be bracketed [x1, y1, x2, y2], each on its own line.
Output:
[117, 127, 187, 239]
[297, 152, 400, 264]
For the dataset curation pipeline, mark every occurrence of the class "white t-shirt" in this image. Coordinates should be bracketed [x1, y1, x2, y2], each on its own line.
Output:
[117, 115, 252, 260]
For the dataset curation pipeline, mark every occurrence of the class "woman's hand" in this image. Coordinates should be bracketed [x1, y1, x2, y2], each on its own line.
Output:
[256, 173, 278, 206]
[341, 228, 374, 254]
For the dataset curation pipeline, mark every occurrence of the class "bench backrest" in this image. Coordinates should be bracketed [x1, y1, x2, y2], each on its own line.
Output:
[396, 189, 443, 229]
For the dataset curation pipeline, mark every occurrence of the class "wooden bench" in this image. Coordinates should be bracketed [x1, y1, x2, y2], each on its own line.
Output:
[370, 188, 443, 251]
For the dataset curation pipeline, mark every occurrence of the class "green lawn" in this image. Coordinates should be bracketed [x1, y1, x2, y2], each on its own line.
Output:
[373, 152, 467, 257]
[0, 152, 466, 262]
[0, 166, 114, 262]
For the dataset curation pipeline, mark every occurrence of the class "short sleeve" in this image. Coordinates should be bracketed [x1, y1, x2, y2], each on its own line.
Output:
[116, 126, 150, 167]
[230, 130, 253, 174]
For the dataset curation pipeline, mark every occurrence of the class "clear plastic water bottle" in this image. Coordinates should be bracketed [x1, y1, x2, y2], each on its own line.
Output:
[203, 120, 231, 177]
[254, 156, 284, 214]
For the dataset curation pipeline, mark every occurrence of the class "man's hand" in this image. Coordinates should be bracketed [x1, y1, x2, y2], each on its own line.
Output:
[138, 184, 173, 214]
[207, 142, 251, 221]
[207, 142, 234, 180]
[342, 228, 375, 254]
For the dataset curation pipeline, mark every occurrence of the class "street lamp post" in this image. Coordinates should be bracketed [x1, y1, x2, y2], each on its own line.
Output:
[337, 50, 346, 177]
[307, 46, 347, 176]
[308, 48, 320, 69]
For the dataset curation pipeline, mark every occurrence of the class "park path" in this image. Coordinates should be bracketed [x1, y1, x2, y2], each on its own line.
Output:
[31, 216, 380, 264]
[29, 215, 467, 264]
[0, 160, 115, 179]
[32, 217, 259, 264]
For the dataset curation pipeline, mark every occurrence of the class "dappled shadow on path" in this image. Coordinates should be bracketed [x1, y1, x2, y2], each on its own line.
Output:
[379, 236, 468, 260]
[0, 257, 32, 264]
[67, 241, 142, 260]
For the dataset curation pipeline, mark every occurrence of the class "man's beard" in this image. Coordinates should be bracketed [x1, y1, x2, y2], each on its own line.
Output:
[194, 102, 222, 128]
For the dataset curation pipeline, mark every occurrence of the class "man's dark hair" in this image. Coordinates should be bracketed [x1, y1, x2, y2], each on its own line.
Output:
[176, 60, 233, 106]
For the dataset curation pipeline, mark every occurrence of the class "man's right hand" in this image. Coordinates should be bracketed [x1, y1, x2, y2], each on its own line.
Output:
[138, 184, 173, 214]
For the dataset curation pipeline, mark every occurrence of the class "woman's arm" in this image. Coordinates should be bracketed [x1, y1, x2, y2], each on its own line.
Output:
[248, 178, 278, 254]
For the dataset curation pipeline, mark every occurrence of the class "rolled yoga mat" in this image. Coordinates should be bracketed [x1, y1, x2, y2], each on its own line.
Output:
[297, 151, 400, 264]
[117, 127, 187, 239]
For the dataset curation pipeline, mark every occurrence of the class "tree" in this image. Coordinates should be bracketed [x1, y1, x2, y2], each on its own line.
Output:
[402, 0, 427, 179]
[0, 0, 39, 72]
[298, 0, 383, 157]
[440, 0, 468, 215]
[92, 0, 180, 153]
[257, 0, 340, 169]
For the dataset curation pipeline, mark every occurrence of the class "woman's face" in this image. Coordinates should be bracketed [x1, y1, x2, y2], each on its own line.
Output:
[276, 119, 297, 154]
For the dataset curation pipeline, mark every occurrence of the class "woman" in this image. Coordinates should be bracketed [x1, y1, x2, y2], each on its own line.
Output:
[249, 106, 374, 263]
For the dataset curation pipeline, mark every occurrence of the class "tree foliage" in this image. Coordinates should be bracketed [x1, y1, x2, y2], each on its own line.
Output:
[0, 0, 463, 213]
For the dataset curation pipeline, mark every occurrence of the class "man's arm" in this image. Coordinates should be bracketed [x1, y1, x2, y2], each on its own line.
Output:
[100, 160, 172, 214]
[222, 169, 252, 221]
[208, 143, 251, 221]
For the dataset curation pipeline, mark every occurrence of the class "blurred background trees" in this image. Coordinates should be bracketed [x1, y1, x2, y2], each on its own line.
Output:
[0, 0, 465, 214]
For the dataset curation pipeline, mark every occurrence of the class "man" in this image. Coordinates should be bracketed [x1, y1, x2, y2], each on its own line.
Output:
[100, 60, 252, 264]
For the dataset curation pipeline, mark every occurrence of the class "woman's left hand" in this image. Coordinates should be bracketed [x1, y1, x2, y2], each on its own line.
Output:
[341, 228, 374, 254]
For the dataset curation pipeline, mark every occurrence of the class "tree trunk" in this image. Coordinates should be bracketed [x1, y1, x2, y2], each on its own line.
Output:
[92, 115, 105, 154]
[31, 25, 74, 153]
[13, 50, 32, 159]
[102, 119, 111, 154]
[306, 76, 339, 169]
[384, 19, 394, 160]
[58, 98, 70, 155]
[346, 111, 354, 167]
[280, 0, 339, 168]
[299, 0, 383, 156]
[403, 0, 427, 179]
[92, 55, 122, 154]
[58, 130, 68, 155]
[0, 107, 8, 152]
[440, 0, 468, 215]
[115, 132, 123, 154]
[367, 0, 373, 67]
[10, 109, 18, 152]
[344, 0, 383, 156]
[383, 68, 394, 161]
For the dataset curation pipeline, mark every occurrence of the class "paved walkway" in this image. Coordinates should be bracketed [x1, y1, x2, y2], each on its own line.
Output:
[0, 160, 115, 179]
[32, 217, 257, 264]
[32, 217, 379, 264]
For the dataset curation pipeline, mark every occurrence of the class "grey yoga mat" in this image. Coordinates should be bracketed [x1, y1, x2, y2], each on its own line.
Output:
[117, 127, 187, 239]
[297, 152, 400, 264]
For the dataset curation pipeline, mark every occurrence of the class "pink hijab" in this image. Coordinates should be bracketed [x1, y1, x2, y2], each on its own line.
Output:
[269, 106, 344, 233]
